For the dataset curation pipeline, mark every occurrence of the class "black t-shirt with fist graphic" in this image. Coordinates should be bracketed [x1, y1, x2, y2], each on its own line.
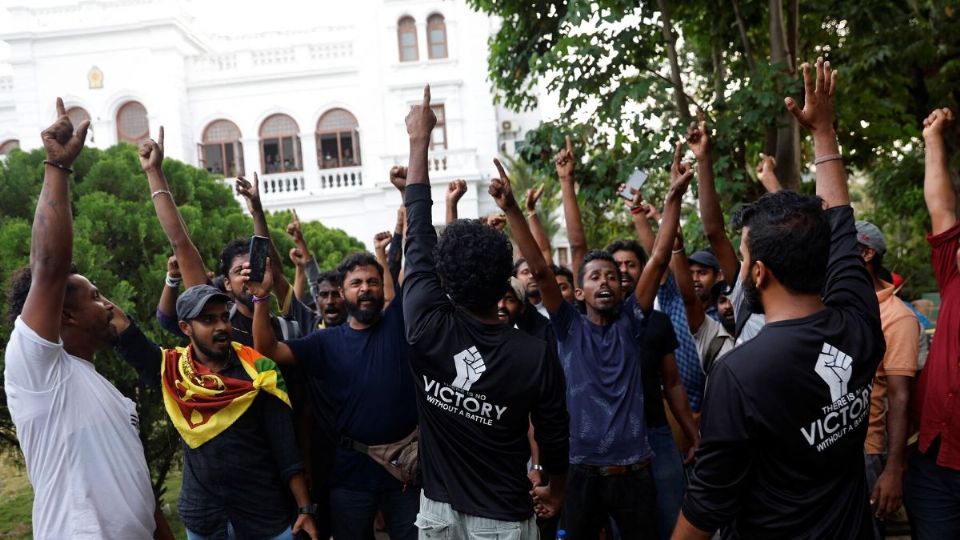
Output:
[402, 183, 570, 522]
[682, 206, 885, 539]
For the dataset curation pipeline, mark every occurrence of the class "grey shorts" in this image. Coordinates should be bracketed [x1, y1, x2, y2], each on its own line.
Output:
[414, 493, 539, 540]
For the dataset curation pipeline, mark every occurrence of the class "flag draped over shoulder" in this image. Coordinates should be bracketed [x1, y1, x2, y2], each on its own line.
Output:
[160, 342, 290, 449]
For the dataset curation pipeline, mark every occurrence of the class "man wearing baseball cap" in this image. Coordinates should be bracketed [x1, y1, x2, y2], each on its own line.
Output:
[113, 284, 320, 539]
[855, 220, 921, 536]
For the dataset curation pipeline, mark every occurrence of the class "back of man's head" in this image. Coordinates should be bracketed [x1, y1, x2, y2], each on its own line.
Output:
[732, 190, 830, 295]
[436, 219, 513, 312]
[7, 264, 79, 325]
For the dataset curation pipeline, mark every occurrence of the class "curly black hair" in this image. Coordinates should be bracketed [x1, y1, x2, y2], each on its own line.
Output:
[218, 238, 249, 278]
[731, 190, 829, 295]
[551, 264, 574, 286]
[606, 239, 648, 268]
[436, 219, 513, 311]
[7, 264, 79, 325]
[336, 252, 384, 279]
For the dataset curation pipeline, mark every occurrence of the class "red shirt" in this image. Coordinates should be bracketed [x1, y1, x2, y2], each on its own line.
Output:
[915, 221, 960, 469]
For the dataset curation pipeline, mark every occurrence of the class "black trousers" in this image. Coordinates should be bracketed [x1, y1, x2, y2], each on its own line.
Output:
[561, 464, 658, 540]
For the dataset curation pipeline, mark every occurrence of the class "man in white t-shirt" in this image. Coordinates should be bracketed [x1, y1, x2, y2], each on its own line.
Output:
[3, 99, 161, 540]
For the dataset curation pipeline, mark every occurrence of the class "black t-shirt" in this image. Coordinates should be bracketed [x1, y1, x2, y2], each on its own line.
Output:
[516, 306, 556, 345]
[637, 309, 679, 428]
[403, 184, 569, 522]
[682, 206, 885, 538]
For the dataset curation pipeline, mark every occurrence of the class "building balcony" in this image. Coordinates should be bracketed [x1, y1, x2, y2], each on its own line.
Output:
[256, 165, 364, 200]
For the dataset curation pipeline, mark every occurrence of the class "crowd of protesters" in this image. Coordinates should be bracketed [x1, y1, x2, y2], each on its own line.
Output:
[4, 53, 959, 540]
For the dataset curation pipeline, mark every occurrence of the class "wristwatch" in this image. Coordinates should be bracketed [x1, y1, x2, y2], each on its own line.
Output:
[298, 504, 318, 515]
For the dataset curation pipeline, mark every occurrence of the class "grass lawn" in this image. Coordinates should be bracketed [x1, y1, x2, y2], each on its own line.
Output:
[0, 456, 187, 539]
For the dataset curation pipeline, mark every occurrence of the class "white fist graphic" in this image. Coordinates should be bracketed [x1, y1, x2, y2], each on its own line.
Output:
[815, 343, 854, 402]
[452, 346, 486, 391]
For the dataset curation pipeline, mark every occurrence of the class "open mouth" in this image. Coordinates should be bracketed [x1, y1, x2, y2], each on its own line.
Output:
[596, 289, 614, 301]
[212, 334, 230, 344]
[497, 308, 509, 320]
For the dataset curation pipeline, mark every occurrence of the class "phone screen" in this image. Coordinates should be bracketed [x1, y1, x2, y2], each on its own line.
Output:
[620, 170, 649, 200]
[247, 235, 270, 283]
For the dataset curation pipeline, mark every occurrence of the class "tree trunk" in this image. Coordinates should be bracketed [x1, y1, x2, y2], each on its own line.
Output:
[769, 0, 800, 189]
[657, 0, 692, 126]
[730, 0, 757, 72]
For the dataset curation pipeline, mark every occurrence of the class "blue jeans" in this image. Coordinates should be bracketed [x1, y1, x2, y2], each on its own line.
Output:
[904, 440, 960, 539]
[330, 486, 420, 540]
[648, 424, 685, 540]
[186, 522, 292, 540]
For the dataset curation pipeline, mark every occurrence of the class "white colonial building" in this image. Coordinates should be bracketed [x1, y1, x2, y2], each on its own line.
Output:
[0, 0, 569, 256]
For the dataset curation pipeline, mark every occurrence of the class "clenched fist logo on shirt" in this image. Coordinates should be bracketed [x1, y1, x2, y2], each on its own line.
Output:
[814, 343, 854, 402]
[452, 346, 486, 391]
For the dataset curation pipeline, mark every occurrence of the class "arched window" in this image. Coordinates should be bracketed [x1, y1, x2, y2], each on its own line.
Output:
[66, 107, 94, 142]
[0, 139, 19, 155]
[427, 14, 448, 59]
[200, 119, 244, 177]
[398, 16, 419, 62]
[260, 114, 302, 173]
[316, 109, 360, 169]
[116, 101, 149, 144]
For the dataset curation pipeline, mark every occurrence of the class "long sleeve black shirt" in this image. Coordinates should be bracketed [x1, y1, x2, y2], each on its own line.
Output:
[115, 321, 303, 540]
[403, 183, 569, 521]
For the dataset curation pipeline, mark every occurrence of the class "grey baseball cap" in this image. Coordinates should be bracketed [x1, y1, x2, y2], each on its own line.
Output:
[855, 220, 887, 255]
[177, 284, 232, 321]
[688, 250, 720, 272]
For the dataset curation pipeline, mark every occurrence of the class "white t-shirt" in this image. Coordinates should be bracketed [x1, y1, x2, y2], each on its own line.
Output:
[4, 317, 155, 540]
[693, 315, 735, 372]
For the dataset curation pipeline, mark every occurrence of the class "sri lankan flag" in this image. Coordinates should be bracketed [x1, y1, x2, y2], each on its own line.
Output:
[160, 342, 290, 449]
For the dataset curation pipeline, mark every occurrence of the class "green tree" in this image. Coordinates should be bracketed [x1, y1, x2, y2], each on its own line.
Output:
[469, 0, 960, 295]
[0, 145, 364, 503]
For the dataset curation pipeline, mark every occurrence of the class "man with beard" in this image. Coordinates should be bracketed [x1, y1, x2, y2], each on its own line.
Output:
[674, 56, 884, 539]
[248, 252, 419, 540]
[113, 284, 319, 539]
[514, 258, 550, 318]
[314, 270, 347, 328]
[504, 137, 694, 538]
[4, 98, 166, 540]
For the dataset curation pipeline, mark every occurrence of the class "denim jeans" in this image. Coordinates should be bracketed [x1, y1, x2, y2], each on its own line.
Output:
[904, 440, 960, 539]
[648, 424, 686, 540]
[186, 522, 292, 540]
[561, 463, 657, 540]
[330, 486, 420, 540]
[415, 492, 539, 539]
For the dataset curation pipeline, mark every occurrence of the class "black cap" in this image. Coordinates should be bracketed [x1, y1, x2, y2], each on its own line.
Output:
[688, 250, 720, 272]
[176, 284, 232, 321]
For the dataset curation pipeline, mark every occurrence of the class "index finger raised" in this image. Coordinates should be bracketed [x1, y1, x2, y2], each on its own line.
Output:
[56, 97, 67, 118]
[423, 84, 431, 108]
[673, 140, 683, 168]
[493, 158, 509, 182]
[158, 126, 165, 152]
[292, 208, 300, 223]
[565, 135, 573, 153]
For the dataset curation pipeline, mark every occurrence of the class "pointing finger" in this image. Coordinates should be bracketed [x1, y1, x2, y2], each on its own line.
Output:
[493, 158, 508, 182]
[253, 171, 259, 189]
[292, 208, 300, 223]
[565, 135, 573, 154]
[696, 109, 706, 128]
[673, 140, 683, 168]
[158, 126, 165, 153]
[423, 84, 431, 108]
[56, 97, 67, 118]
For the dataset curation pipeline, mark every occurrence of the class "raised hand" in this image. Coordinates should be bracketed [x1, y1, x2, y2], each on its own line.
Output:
[286, 208, 304, 243]
[236, 173, 263, 214]
[923, 107, 955, 142]
[486, 213, 507, 231]
[554, 135, 575, 179]
[405, 85, 437, 141]
[490, 158, 519, 211]
[289, 247, 310, 267]
[42, 97, 91, 168]
[373, 230, 392, 254]
[241, 258, 273, 298]
[785, 57, 837, 133]
[617, 183, 643, 210]
[668, 140, 695, 200]
[389, 165, 408, 193]
[167, 255, 181, 279]
[446, 179, 467, 204]
[685, 110, 710, 160]
[756, 153, 781, 193]
[138, 125, 164, 173]
[525, 184, 545, 213]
